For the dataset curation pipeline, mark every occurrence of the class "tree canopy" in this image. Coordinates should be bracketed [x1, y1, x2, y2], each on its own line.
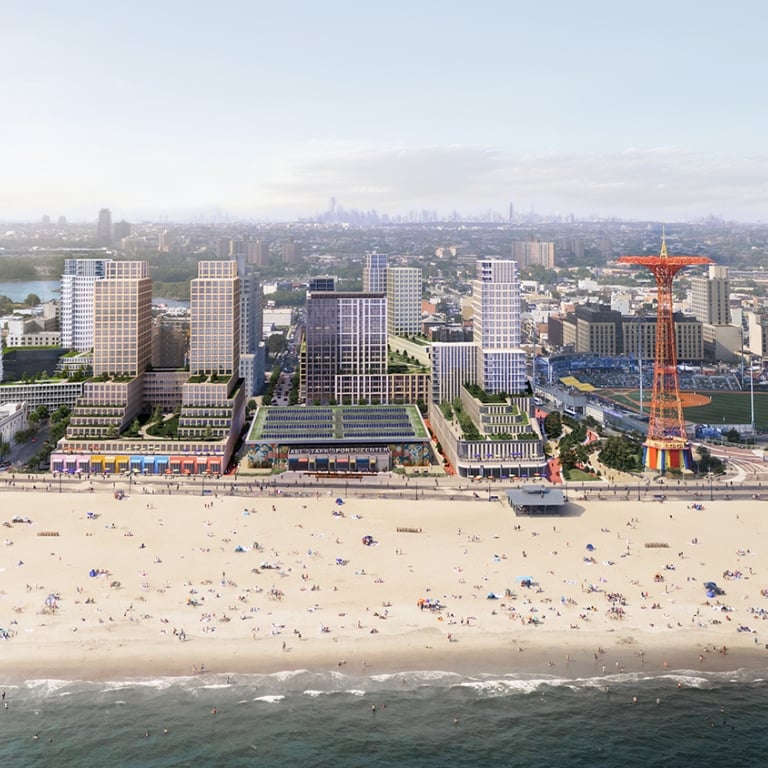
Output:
[599, 435, 643, 473]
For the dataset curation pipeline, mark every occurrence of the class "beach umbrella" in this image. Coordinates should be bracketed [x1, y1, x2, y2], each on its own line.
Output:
[586, 543, 595, 551]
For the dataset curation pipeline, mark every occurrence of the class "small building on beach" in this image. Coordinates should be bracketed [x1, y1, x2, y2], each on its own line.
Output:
[507, 484, 567, 514]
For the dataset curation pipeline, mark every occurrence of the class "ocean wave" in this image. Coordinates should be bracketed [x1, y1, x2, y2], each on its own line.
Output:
[659, 672, 713, 689]
[9, 665, 768, 704]
[19, 678, 78, 697]
[370, 669, 464, 687]
[457, 676, 555, 697]
[271, 669, 311, 683]
[100, 677, 175, 693]
[252, 694, 285, 704]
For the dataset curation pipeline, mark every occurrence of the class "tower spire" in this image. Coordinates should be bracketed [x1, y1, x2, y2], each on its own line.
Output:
[618, 238, 711, 473]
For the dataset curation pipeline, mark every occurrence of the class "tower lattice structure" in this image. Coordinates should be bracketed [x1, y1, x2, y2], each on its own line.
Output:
[618, 238, 712, 472]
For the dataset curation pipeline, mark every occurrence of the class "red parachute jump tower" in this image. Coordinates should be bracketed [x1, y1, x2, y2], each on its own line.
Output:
[618, 236, 712, 472]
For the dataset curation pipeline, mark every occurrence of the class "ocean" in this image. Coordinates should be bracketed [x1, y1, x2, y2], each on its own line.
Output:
[0, 668, 765, 766]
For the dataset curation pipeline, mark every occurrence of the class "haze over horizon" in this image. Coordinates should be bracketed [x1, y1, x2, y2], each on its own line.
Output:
[3, 1, 767, 224]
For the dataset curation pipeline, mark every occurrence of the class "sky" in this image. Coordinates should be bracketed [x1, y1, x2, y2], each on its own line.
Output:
[2, 0, 768, 223]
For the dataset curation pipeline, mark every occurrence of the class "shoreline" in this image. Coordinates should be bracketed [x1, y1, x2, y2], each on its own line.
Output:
[3, 629, 764, 685]
[1, 488, 767, 684]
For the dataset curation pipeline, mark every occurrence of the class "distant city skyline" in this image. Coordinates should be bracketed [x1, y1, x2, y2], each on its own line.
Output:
[3, 1, 768, 223]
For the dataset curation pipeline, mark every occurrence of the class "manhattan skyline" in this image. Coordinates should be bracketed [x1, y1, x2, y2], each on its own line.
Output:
[3, 0, 767, 223]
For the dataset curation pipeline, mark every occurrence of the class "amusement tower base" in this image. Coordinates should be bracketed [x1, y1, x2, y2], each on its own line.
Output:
[618, 238, 712, 472]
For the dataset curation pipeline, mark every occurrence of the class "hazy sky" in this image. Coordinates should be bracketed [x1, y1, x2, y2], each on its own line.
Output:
[3, 0, 767, 222]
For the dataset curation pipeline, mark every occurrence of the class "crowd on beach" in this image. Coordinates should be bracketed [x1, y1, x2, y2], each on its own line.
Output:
[0, 485, 767, 679]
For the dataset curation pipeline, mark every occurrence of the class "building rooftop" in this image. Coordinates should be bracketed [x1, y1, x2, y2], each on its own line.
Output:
[506, 484, 567, 513]
[247, 405, 428, 444]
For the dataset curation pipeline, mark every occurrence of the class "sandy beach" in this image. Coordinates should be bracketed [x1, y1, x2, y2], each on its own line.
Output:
[1, 482, 767, 682]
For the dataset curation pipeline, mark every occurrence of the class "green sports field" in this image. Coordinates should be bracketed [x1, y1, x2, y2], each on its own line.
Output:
[598, 389, 768, 431]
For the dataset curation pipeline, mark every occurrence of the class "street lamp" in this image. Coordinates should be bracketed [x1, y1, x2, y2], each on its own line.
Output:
[708, 473, 714, 501]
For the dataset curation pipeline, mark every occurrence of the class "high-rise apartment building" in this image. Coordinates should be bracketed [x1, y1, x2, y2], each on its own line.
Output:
[67, 261, 152, 439]
[112, 220, 131, 241]
[362, 252, 387, 293]
[386, 267, 422, 337]
[511, 240, 555, 269]
[246, 240, 270, 267]
[281, 239, 302, 264]
[691, 265, 730, 325]
[188, 261, 241, 376]
[93, 261, 152, 376]
[60, 259, 245, 468]
[96, 208, 112, 246]
[302, 292, 387, 404]
[237, 260, 264, 396]
[430, 342, 477, 403]
[178, 261, 246, 442]
[689, 265, 740, 362]
[473, 259, 527, 395]
[60, 257, 112, 351]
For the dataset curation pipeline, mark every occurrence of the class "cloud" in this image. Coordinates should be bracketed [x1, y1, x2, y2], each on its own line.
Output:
[259, 143, 768, 221]
[3, 140, 767, 222]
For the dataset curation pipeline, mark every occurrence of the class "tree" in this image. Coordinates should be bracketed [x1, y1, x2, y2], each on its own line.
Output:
[125, 418, 141, 437]
[24, 293, 41, 306]
[51, 405, 70, 424]
[599, 435, 643, 473]
[696, 445, 726, 475]
[544, 411, 563, 439]
[267, 333, 287, 356]
[559, 443, 590, 474]
[14, 428, 35, 444]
